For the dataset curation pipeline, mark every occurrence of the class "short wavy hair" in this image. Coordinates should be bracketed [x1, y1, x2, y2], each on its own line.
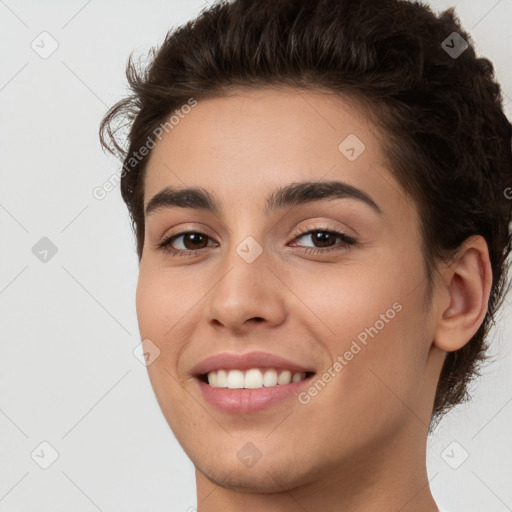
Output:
[100, 0, 512, 428]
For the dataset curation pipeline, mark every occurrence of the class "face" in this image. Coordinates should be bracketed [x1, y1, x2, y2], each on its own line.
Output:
[136, 87, 443, 494]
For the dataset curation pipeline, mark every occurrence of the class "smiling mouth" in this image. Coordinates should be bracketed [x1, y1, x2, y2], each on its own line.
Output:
[198, 368, 316, 389]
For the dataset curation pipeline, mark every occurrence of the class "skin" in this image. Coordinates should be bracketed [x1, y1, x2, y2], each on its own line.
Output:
[135, 86, 492, 512]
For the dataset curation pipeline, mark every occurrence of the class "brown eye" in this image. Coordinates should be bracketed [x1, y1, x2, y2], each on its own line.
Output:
[157, 231, 216, 256]
[178, 233, 209, 250]
[303, 231, 338, 248]
[290, 227, 356, 255]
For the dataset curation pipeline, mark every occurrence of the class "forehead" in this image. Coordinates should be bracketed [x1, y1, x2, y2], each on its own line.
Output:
[143, 86, 402, 215]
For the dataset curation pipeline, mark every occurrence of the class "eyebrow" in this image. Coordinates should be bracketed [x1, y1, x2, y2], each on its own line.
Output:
[145, 180, 383, 217]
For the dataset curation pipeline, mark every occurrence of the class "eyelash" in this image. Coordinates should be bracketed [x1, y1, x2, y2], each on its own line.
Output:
[156, 225, 357, 258]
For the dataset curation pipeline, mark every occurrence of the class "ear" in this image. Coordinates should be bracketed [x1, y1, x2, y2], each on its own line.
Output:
[433, 235, 493, 352]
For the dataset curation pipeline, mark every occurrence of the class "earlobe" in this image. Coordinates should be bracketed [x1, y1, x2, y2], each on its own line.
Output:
[434, 235, 492, 353]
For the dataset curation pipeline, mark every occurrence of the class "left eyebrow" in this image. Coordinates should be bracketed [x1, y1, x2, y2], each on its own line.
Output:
[144, 180, 383, 217]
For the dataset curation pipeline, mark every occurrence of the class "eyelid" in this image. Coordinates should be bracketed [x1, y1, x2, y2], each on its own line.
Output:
[158, 222, 214, 240]
[292, 222, 355, 240]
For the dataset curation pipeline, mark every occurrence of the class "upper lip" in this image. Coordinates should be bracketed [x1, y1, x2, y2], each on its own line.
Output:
[191, 351, 317, 376]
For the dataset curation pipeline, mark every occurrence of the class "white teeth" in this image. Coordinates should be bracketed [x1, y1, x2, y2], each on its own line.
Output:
[208, 370, 217, 387]
[277, 370, 292, 385]
[227, 369, 244, 389]
[206, 368, 308, 389]
[292, 372, 303, 383]
[216, 369, 227, 387]
[262, 368, 278, 387]
[244, 368, 263, 388]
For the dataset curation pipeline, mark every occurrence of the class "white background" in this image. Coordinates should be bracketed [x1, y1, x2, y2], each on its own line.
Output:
[0, 1, 511, 511]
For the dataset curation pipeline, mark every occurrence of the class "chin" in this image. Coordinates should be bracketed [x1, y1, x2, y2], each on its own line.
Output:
[197, 464, 305, 494]
[192, 445, 322, 495]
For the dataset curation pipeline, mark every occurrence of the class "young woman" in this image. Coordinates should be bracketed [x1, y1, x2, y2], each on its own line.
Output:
[100, 0, 512, 510]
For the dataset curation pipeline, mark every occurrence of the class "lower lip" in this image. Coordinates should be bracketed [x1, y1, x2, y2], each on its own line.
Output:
[196, 375, 315, 413]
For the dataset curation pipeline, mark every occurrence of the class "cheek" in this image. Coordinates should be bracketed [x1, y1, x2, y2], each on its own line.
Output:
[135, 273, 167, 339]
[135, 267, 197, 340]
[135, 269, 196, 424]
[295, 247, 429, 397]
[135, 266, 208, 384]
[135, 269, 182, 380]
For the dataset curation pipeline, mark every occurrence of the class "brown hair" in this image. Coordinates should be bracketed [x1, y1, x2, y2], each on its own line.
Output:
[99, 0, 512, 428]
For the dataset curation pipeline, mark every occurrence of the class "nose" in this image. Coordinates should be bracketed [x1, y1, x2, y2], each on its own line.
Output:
[205, 243, 287, 335]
